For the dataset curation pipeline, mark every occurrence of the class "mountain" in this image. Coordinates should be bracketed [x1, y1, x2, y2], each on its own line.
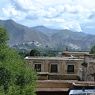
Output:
[32, 26, 59, 36]
[51, 30, 95, 50]
[0, 19, 26, 45]
[0, 19, 49, 47]
[0, 19, 95, 51]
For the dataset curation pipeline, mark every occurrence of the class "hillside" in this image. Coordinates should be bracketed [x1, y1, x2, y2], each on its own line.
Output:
[0, 20, 49, 46]
[0, 19, 95, 51]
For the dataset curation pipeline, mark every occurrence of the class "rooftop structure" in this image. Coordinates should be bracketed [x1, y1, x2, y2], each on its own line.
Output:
[62, 51, 89, 58]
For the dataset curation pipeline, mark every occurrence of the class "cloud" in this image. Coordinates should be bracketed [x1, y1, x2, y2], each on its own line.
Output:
[35, 18, 82, 32]
[12, 0, 36, 10]
[0, 0, 95, 32]
[1, 3, 26, 21]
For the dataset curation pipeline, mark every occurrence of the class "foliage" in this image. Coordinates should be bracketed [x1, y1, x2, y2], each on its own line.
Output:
[30, 49, 40, 56]
[18, 50, 29, 58]
[42, 49, 57, 57]
[0, 27, 8, 45]
[90, 45, 95, 54]
[0, 67, 11, 93]
[0, 27, 36, 95]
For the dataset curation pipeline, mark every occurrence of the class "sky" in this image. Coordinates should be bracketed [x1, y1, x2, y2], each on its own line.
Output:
[0, 0, 95, 34]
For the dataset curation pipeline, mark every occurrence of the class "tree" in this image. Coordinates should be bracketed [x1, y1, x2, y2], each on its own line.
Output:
[90, 45, 95, 54]
[0, 67, 11, 94]
[0, 27, 36, 95]
[0, 27, 8, 44]
[43, 50, 56, 57]
[30, 49, 40, 56]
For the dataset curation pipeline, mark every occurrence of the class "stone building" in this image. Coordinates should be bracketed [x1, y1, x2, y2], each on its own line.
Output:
[82, 54, 95, 81]
[25, 55, 83, 80]
[62, 51, 89, 58]
[25, 51, 95, 95]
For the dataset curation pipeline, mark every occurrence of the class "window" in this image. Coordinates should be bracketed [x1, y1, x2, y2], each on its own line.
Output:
[67, 65, 74, 73]
[34, 64, 41, 72]
[50, 64, 58, 73]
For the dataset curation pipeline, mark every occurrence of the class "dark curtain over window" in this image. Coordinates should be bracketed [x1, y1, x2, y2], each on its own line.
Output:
[34, 64, 41, 72]
[51, 64, 58, 73]
[67, 65, 74, 73]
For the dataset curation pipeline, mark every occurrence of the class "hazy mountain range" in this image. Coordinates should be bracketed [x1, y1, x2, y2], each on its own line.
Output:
[0, 19, 95, 51]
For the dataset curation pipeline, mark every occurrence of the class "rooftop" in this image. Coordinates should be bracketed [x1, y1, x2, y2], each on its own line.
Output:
[36, 80, 95, 92]
[63, 51, 89, 54]
[25, 56, 83, 61]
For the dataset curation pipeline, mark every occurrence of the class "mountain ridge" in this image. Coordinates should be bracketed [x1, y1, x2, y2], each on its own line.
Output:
[0, 19, 95, 51]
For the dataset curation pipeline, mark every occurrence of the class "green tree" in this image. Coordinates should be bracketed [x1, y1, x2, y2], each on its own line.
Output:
[0, 27, 36, 95]
[0, 27, 8, 45]
[90, 45, 95, 54]
[0, 67, 11, 94]
[30, 49, 40, 56]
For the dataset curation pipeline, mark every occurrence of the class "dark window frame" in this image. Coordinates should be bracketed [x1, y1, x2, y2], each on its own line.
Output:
[34, 64, 41, 72]
[50, 64, 58, 73]
[67, 64, 74, 73]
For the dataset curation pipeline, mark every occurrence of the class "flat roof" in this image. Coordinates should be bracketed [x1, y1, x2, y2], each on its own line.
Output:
[73, 82, 95, 86]
[37, 80, 73, 92]
[63, 51, 89, 54]
[36, 80, 95, 92]
[25, 56, 83, 61]
[37, 80, 95, 85]
[37, 80, 77, 83]
[36, 88, 69, 92]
